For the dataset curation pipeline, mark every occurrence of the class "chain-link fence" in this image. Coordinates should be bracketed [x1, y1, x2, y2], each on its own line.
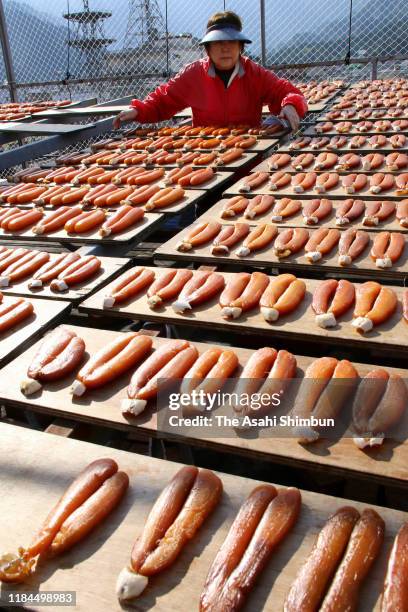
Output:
[0, 0, 407, 105]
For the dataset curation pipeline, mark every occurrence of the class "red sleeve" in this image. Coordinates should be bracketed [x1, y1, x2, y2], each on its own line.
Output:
[258, 66, 308, 118]
[130, 63, 196, 123]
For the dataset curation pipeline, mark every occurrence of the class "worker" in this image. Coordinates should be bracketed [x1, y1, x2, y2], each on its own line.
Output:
[113, 11, 307, 131]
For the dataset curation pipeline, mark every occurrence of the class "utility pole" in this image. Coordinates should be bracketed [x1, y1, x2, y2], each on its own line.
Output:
[0, 0, 18, 102]
[260, 0, 266, 66]
[123, 0, 164, 49]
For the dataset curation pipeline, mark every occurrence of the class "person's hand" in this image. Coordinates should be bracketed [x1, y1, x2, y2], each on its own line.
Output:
[113, 108, 138, 130]
[279, 104, 301, 132]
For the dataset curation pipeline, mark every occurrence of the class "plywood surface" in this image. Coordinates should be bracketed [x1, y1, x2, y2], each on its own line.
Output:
[182, 139, 277, 153]
[277, 142, 408, 154]
[206, 198, 408, 233]
[224, 175, 408, 200]
[0, 212, 162, 245]
[158, 171, 233, 191]
[80, 267, 408, 352]
[34, 105, 129, 117]
[0, 296, 69, 367]
[251, 157, 408, 175]
[305, 124, 408, 137]
[154, 223, 408, 281]
[0, 422, 405, 611]
[0, 188, 206, 215]
[306, 101, 327, 111]
[130, 151, 259, 170]
[0, 122, 95, 134]
[137, 131, 278, 153]
[174, 105, 274, 117]
[321, 111, 408, 121]
[1, 255, 129, 303]
[1, 327, 407, 488]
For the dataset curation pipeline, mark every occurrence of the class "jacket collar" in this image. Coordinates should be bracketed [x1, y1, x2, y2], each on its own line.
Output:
[206, 56, 245, 80]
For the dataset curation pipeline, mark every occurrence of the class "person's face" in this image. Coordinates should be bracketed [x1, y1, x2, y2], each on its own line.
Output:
[207, 40, 241, 70]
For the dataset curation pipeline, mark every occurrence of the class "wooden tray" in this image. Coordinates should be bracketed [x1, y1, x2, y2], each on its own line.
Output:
[307, 90, 342, 105]
[0, 122, 95, 135]
[124, 170, 234, 191]
[35, 105, 130, 118]
[205, 198, 408, 233]
[277, 141, 408, 154]
[305, 124, 408, 137]
[129, 140, 278, 153]
[143, 131, 278, 153]
[224, 175, 408, 200]
[307, 101, 328, 112]
[331, 102, 407, 110]
[1, 255, 130, 303]
[0, 114, 30, 123]
[1, 422, 405, 611]
[0, 212, 163, 246]
[3, 175, 231, 198]
[181, 139, 277, 153]
[122, 151, 259, 170]
[64, 170, 235, 192]
[321, 111, 408, 121]
[251, 157, 408, 175]
[174, 105, 278, 117]
[0, 296, 69, 367]
[175, 100, 331, 114]
[1, 326, 408, 489]
[80, 267, 408, 353]
[154, 223, 408, 281]
[0, 188, 206, 215]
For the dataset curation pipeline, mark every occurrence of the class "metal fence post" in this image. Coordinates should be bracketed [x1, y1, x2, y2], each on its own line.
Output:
[371, 57, 378, 80]
[165, 0, 169, 76]
[260, 0, 266, 66]
[0, 0, 17, 102]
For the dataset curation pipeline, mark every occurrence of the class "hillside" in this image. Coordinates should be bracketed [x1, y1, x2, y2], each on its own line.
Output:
[269, 0, 407, 64]
[0, 0, 81, 82]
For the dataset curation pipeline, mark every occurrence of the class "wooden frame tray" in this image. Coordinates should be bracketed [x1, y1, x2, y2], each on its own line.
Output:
[127, 139, 278, 153]
[0, 122, 95, 134]
[321, 111, 408, 121]
[331, 102, 408, 110]
[0, 296, 69, 367]
[174, 99, 333, 114]
[80, 267, 408, 353]
[34, 105, 130, 118]
[190, 139, 277, 153]
[305, 124, 408, 137]
[1, 326, 407, 489]
[138, 130, 278, 153]
[251, 157, 408, 175]
[277, 142, 408, 154]
[0, 188, 206, 215]
[121, 151, 259, 170]
[174, 105, 279, 117]
[306, 101, 328, 112]
[0, 212, 163, 246]
[80, 170, 235, 192]
[224, 175, 408, 200]
[154, 223, 408, 281]
[1, 421, 405, 611]
[0, 254, 130, 303]
[204, 198, 408, 233]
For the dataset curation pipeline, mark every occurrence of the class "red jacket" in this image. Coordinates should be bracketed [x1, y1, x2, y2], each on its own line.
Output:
[131, 56, 307, 127]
